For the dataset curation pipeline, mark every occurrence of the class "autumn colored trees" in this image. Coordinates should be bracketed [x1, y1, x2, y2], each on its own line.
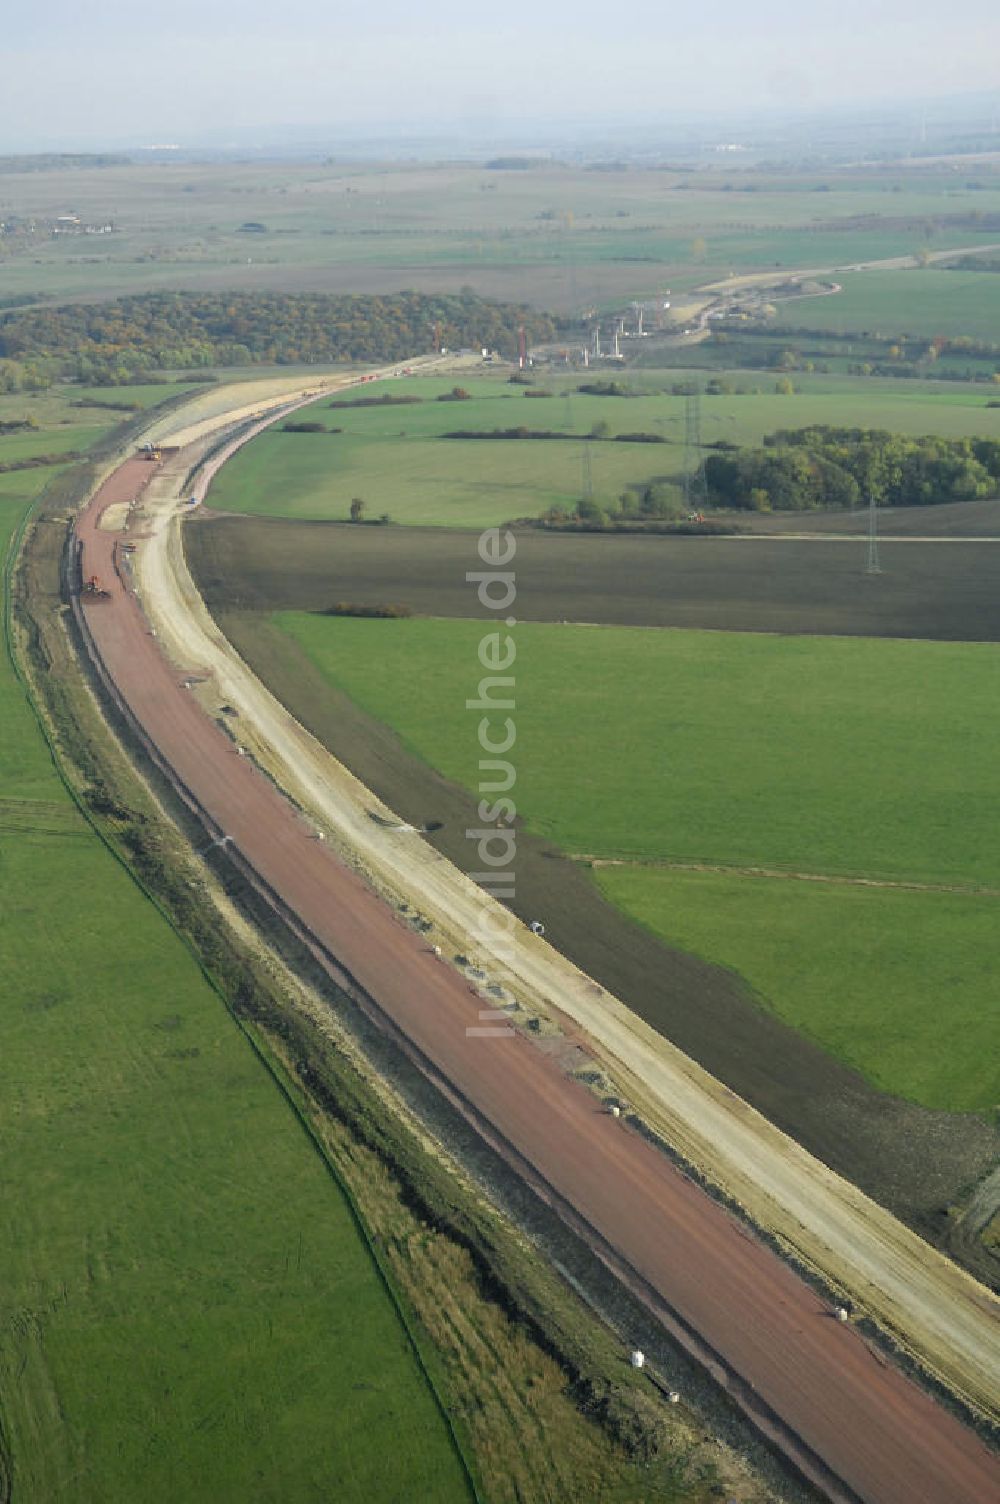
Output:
[0, 291, 557, 387]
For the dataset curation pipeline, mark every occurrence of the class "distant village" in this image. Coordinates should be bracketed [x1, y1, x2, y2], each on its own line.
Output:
[0, 212, 116, 239]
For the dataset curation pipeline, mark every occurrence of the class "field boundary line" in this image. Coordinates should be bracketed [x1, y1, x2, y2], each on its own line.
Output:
[709, 534, 1000, 545]
[576, 855, 1000, 897]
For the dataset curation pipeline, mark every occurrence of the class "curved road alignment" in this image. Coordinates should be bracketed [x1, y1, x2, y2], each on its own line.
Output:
[70, 384, 1000, 1504]
[140, 395, 1000, 1426]
[147, 381, 1000, 1409]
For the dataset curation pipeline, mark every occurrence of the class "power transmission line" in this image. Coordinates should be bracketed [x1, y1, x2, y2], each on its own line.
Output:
[866, 491, 882, 575]
[582, 442, 593, 504]
[683, 386, 706, 511]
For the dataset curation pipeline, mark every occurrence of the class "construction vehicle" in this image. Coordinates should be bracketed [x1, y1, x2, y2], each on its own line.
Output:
[138, 443, 161, 462]
[81, 575, 111, 601]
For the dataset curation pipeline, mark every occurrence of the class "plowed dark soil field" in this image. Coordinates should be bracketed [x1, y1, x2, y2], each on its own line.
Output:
[190, 513, 1000, 641]
[745, 497, 1000, 538]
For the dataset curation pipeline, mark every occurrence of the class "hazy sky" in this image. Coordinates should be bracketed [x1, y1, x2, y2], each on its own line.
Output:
[4, 1, 1000, 148]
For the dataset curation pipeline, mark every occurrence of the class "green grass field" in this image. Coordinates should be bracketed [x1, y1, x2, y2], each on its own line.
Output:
[789, 267, 1000, 342]
[207, 387, 677, 528]
[205, 371, 1000, 525]
[67, 382, 194, 407]
[4, 157, 1000, 313]
[0, 422, 106, 462]
[595, 867, 999, 1112]
[0, 473, 77, 798]
[1, 494, 471, 1500]
[0, 381, 193, 481]
[274, 613, 1000, 1111]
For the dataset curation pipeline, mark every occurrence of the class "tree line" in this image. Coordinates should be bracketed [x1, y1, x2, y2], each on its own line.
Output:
[704, 426, 1000, 511]
[0, 291, 557, 388]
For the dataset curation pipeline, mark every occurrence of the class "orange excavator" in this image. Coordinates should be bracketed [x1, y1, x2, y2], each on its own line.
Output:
[81, 575, 111, 601]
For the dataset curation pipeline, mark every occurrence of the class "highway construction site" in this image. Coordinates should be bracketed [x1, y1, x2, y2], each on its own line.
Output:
[62, 372, 1000, 1504]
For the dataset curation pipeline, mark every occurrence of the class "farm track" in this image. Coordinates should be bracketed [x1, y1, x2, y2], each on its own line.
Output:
[579, 855, 1000, 898]
[696, 239, 1000, 295]
[725, 534, 1000, 543]
[69, 378, 1000, 1504]
[652, 239, 1000, 341]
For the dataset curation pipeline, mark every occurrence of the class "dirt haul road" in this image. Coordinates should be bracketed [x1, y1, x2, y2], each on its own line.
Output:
[70, 395, 1000, 1504]
[696, 240, 1000, 294]
[671, 240, 1000, 333]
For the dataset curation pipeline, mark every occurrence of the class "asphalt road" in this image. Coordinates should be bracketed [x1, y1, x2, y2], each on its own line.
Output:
[73, 458, 1000, 1504]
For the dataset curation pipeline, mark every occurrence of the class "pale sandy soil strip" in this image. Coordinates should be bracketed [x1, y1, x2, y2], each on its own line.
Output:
[672, 239, 1000, 338]
[697, 240, 1000, 294]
